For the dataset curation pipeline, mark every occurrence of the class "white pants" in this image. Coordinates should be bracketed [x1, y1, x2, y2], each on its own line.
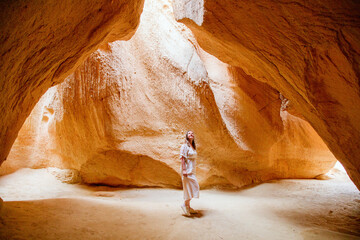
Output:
[182, 174, 199, 200]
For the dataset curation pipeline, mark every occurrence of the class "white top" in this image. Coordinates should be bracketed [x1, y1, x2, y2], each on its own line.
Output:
[180, 143, 197, 175]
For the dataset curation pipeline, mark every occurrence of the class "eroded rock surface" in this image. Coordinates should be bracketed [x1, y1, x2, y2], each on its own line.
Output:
[1, 0, 337, 188]
[0, 0, 144, 167]
[172, 0, 360, 189]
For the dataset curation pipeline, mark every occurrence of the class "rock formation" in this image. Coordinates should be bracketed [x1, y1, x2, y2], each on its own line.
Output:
[172, 0, 360, 189]
[0, 0, 145, 167]
[1, 0, 337, 188]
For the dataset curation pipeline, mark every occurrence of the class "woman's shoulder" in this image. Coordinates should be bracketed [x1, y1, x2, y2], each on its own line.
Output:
[181, 143, 192, 150]
[181, 143, 188, 149]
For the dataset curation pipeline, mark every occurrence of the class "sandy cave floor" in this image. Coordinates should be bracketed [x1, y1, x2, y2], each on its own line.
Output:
[0, 168, 359, 240]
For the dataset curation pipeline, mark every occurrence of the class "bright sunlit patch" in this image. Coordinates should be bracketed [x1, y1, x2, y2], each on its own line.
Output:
[334, 161, 347, 173]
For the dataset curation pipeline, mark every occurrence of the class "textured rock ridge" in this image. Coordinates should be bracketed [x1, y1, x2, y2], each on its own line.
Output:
[0, 0, 145, 167]
[172, 0, 360, 189]
[1, 0, 337, 188]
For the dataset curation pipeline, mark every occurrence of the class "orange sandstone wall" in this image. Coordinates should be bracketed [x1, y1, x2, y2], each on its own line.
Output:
[0, 0, 144, 167]
[1, 0, 337, 188]
[172, 0, 360, 189]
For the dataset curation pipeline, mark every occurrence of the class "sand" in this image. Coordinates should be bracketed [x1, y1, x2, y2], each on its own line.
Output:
[0, 168, 359, 240]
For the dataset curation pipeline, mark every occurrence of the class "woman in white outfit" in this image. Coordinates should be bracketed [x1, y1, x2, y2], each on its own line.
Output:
[180, 130, 200, 216]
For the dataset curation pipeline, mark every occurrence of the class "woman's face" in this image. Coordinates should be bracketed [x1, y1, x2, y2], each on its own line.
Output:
[187, 131, 194, 140]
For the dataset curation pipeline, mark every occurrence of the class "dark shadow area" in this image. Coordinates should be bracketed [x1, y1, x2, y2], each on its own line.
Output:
[0, 197, 183, 240]
[272, 207, 360, 237]
[182, 209, 206, 218]
[260, 180, 360, 237]
[78, 184, 165, 192]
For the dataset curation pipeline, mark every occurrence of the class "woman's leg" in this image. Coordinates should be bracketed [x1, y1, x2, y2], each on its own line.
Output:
[185, 199, 190, 207]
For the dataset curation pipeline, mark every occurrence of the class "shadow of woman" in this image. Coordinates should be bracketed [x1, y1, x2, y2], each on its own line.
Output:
[183, 209, 206, 218]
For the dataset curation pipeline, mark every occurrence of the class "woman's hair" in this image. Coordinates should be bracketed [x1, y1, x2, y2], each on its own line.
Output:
[185, 131, 196, 150]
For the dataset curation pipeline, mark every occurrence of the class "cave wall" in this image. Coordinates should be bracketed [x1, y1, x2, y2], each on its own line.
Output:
[0, 0, 145, 166]
[1, 0, 337, 188]
[172, 0, 360, 189]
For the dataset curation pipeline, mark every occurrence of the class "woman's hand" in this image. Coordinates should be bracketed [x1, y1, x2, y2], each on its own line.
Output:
[182, 170, 188, 177]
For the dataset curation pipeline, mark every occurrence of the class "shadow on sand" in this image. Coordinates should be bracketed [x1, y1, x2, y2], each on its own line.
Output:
[182, 209, 206, 218]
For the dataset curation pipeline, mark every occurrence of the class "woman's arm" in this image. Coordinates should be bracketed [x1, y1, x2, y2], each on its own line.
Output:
[181, 156, 187, 177]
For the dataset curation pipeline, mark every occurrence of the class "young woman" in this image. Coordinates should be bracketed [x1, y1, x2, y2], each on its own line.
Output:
[180, 130, 199, 216]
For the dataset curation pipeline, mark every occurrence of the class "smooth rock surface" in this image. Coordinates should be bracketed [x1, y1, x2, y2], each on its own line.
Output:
[0, 0, 145, 167]
[1, 0, 337, 188]
[172, 0, 360, 189]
